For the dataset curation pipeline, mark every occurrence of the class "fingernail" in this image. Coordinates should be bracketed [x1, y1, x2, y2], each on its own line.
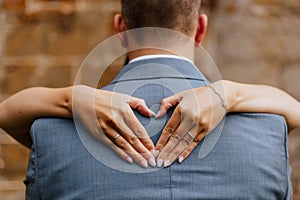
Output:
[126, 157, 133, 164]
[155, 111, 161, 119]
[164, 160, 171, 168]
[141, 160, 148, 168]
[154, 150, 160, 158]
[178, 156, 184, 163]
[157, 159, 164, 168]
[149, 158, 156, 167]
[150, 110, 156, 117]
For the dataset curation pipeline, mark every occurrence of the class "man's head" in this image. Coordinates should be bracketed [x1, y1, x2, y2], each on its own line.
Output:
[114, 0, 208, 59]
[121, 0, 202, 36]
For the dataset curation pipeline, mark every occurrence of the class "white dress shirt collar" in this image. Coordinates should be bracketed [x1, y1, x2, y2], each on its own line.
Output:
[129, 54, 194, 66]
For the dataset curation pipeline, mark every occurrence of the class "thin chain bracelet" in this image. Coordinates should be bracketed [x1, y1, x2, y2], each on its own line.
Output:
[207, 85, 228, 113]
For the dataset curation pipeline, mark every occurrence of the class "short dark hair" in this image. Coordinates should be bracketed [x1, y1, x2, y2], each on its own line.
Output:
[121, 0, 201, 35]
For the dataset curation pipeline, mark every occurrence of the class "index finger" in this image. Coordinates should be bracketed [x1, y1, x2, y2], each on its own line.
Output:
[156, 95, 182, 118]
[124, 108, 155, 151]
[128, 97, 156, 117]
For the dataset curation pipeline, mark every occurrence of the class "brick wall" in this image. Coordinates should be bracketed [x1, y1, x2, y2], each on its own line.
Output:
[0, 0, 299, 199]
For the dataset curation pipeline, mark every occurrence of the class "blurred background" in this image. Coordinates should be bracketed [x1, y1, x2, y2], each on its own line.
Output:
[0, 0, 299, 199]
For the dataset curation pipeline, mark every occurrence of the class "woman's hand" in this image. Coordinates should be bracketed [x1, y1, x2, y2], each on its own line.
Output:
[0, 85, 156, 168]
[72, 85, 157, 168]
[155, 79, 300, 168]
[155, 81, 227, 167]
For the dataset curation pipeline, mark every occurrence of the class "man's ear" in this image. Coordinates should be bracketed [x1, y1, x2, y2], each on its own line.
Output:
[195, 14, 208, 47]
[114, 14, 128, 47]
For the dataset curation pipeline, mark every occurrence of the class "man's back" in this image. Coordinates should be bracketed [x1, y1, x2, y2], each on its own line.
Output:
[26, 58, 292, 199]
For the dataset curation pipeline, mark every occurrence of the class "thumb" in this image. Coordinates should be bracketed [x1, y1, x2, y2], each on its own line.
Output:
[128, 97, 156, 117]
[156, 95, 182, 118]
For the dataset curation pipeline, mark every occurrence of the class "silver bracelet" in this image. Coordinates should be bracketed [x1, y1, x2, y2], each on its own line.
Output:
[207, 85, 228, 113]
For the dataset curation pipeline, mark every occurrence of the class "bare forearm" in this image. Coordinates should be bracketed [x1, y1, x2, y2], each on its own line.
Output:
[220, 80, 300, 131]
[0, 87, 73, 147]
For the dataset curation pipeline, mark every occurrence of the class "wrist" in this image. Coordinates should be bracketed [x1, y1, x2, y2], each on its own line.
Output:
[207, 81, 228, 113]
[221, 80, 243, 113]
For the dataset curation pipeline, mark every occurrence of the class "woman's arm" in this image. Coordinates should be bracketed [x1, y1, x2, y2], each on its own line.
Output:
[224, 80, 300, 130]
[0, 86, 156, 167]
[0, 87, 73, 147]
[155, 80, 300, 166]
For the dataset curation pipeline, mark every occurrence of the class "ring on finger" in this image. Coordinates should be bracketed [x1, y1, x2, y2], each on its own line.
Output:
[171, 134, 182, 142]
[186, 132, 194, 141]
[112, 133, 121, 142]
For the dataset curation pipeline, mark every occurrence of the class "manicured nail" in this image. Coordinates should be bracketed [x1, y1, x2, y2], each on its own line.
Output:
[126, 157, 133, 164]
[149, 158, 156, 167]
[157, 159, 164, 168]
[164, 160, 171, 168]
[150, 110, 156, 117]
[141, 160, 148, 168]
[154, 150, 160, 158]
[178, 156, 184, 163]
[155, 111, 161, 119]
